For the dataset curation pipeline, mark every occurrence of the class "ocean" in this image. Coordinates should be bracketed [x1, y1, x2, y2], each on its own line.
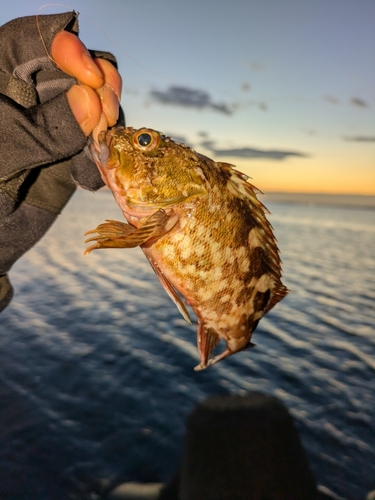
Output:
[1, 190, 374, 500]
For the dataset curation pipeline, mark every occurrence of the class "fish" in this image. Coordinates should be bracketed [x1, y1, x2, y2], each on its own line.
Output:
[85, 127, 288, 370]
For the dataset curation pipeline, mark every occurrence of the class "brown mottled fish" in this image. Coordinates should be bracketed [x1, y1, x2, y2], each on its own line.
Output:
[85, 127, 288, 370]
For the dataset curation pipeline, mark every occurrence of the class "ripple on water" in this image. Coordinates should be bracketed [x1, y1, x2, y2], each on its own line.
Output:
[1, 193, 374, 499]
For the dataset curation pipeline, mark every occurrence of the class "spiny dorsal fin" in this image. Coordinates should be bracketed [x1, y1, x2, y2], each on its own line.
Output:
[217, 162, 287, 290]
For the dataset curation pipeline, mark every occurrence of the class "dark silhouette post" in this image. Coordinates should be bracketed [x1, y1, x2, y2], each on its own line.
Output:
[178, 393, 317, 500]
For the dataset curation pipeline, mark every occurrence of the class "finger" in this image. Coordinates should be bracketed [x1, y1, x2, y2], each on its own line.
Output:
[93, 58, 122, 99]
[93, 59, 122, 127]
[95, 85, 120, 126]
[66, 84, 102, 136]
[51, 31, 104, 89]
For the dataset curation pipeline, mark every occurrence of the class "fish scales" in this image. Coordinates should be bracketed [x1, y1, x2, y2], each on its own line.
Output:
[85, 127, 288, 370]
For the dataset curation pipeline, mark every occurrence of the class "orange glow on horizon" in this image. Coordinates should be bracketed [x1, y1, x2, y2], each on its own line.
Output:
[230, 155, 375, 196]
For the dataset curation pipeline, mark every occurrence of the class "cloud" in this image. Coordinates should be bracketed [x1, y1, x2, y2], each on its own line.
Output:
[248, 62, 267, 72]
[323, 96, 370, 108]
[149, 86, 233, 115]
[258, 102, 267, 111]
[122, 87, 139, 96]
[301, 128, 317, 136]
[200, 140, 309, 160]
[350, 97, 369, 108]
[163, 132, 190, 145]
[343, 135, 375, 142]
[323, 95, 340, 105]
[197, 131, 209, 138]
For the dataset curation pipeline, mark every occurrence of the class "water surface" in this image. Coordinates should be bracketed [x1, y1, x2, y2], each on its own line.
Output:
[1, 190, 374, 499]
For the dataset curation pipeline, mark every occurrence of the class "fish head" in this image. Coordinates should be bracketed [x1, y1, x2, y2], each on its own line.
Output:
[94, 127, 207, 214]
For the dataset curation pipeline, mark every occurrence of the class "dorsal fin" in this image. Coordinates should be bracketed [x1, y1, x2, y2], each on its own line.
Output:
[217, 162, 285, 284]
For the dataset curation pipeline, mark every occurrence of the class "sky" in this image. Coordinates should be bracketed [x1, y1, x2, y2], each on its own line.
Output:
[2, 0, 375, 195]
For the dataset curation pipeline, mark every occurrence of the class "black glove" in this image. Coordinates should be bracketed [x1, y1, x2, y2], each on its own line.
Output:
[0, 12, 124, 311]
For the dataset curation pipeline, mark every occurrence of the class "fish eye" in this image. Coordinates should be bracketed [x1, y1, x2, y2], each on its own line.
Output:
[132, 129, 161, 151]
[138, 133, 152, 146]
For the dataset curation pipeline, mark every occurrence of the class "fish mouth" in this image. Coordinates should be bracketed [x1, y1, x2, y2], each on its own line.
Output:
[90, 130, 113, 166]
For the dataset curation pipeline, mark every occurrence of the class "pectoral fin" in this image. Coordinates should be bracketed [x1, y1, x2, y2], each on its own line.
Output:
[84, 209, 169, 254]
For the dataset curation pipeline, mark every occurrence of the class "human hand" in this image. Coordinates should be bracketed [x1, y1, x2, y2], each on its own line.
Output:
[51, 30, 122, 139]
[0, 12, 125, 312]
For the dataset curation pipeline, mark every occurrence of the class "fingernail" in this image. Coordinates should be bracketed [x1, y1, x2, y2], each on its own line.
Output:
[81, 51, 104, 83]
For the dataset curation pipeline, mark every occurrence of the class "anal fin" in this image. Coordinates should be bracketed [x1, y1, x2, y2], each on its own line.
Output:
[147, 259, 192, 324]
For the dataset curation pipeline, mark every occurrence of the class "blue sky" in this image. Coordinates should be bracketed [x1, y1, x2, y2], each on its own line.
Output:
[2, 0, 375, 194]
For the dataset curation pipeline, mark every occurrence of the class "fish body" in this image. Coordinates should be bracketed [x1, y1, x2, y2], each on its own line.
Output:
[86, 127, 288, 370]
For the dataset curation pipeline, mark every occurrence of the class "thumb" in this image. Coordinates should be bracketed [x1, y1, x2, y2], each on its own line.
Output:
[51, 30, 104, 88]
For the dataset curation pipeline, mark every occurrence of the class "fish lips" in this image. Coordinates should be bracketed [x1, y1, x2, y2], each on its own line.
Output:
[90, 129, 115, 167]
